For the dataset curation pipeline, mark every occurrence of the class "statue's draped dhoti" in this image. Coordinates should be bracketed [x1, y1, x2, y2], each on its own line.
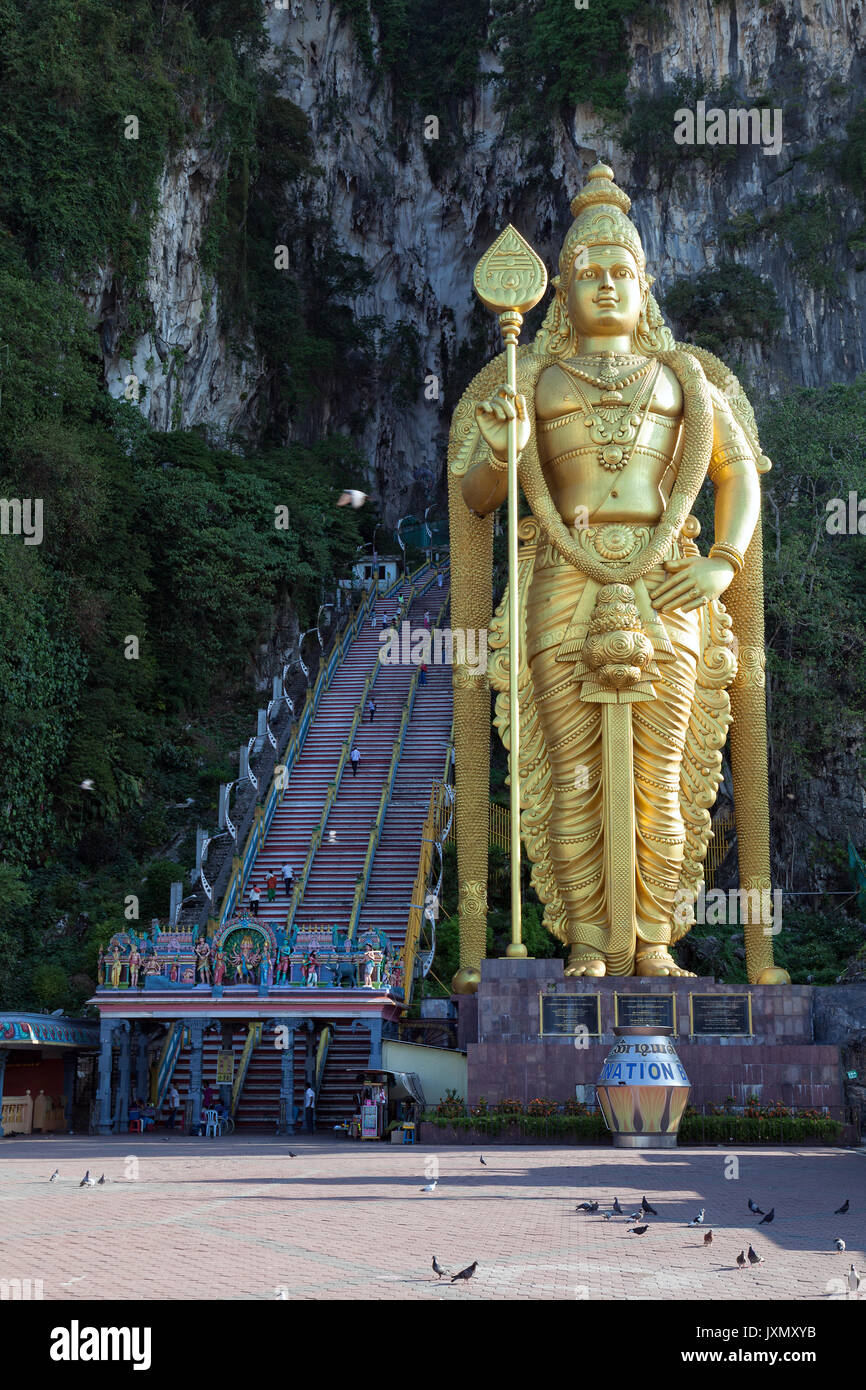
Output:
[525, 524, 702, 968]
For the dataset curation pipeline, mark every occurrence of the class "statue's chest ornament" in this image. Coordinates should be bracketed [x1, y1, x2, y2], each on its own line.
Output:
[557, 358, 660, 471]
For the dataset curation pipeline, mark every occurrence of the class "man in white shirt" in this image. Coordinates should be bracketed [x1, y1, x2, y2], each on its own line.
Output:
[167, 1084, 180, 1130]
[249, 884, 261, 917]
[282, 863, 294, 896]
[350, 747, 361, 778]
[304, 1085, 316, 1134]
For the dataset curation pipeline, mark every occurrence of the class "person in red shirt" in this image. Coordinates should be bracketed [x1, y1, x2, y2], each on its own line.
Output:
[266, 871, 277, 902]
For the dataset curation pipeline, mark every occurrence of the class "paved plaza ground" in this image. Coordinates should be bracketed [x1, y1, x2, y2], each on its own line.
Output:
[0, 1135, 863, 1300]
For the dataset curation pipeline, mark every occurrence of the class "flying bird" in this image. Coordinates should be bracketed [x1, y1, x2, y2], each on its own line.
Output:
[758, 1208, 774, 1225]
[834, 1238, 846, 1252]
[79, 1170, 95, 1188]
[613, 1197, 623, 1214]
[337, 489, 368, 509]
[747, 1245, 764, 1266]
[49, 1170, 59, 1183]
[420, 1181, 438, 1193]
[848, 1265, 862, 1293]
[432, 1256, 448, 1279]
[747, 1198, 765, 1215]
[641, 1196, 658, 1215]
[736, 1250, 747, 1269]
[451, 1261, 478, 1283]
[834, 1199, 850, 1215]
[703, 1230, 714, 1246]
[480, 1156, 487, 1166]
[689, 1209, 705, 1226]
[629, 1225, 649, 1236]
[79, 779, 95, 791]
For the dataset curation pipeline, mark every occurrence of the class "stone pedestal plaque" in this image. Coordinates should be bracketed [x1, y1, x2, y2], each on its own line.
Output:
[539, 994, 601, 1037]
[614, 992, 676, 1033]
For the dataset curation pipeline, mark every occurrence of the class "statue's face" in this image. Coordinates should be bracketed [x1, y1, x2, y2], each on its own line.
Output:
[566, 244, 642, 340]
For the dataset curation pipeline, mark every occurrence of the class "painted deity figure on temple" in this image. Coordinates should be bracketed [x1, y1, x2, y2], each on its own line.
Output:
[97, 945, 106, 986]
[109, 945, 123, 989]
[194, 938, 212, 984]
[128, 945, 142, 989]
[448, 162, 790, 988]
[213, 950, 227, 987]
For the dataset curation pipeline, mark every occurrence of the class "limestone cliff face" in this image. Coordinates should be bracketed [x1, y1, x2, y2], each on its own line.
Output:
[99, 0, 865, 490]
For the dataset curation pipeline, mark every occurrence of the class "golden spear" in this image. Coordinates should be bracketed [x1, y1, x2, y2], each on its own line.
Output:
[473, 227, 548, 957]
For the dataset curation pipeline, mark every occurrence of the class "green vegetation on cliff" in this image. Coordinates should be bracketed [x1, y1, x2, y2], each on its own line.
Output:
[0, 2, 369, 1011]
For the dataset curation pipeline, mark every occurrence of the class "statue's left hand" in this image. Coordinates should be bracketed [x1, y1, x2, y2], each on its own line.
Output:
[652, 555, 735, 613]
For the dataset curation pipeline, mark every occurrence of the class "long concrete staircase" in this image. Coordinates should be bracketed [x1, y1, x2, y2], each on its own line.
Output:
[181, 564, 452, 1129]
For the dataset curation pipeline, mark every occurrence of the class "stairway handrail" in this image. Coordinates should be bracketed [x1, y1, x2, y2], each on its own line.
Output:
[347, 589, 450, 944]
[314, 1024, 331, 1100]
[231, 1022, 262, 1117]
[153, 1022, 184, 1108]
[217, 582, 377, 927]
[283, 632, 393, 935]
[401, 782, 442, 1005]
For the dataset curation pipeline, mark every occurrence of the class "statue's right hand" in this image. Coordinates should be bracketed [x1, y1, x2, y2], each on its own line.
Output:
[474, 385, 530, 461]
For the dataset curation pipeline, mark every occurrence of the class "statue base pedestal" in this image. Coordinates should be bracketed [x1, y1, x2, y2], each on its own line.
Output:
[460, 957, 847, 1114]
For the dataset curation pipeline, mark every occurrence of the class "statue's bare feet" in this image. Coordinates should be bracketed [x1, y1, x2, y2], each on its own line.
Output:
[635, 950, 695, 978]
[565, 946, 606, 977]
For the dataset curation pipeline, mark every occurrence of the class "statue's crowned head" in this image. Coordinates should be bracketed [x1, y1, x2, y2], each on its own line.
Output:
[536, 161, 674, 358]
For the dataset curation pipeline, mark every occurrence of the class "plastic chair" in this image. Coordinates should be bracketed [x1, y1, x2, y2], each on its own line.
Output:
[203, 1108, 220, 1138]
[128, 1119, 142, 1133]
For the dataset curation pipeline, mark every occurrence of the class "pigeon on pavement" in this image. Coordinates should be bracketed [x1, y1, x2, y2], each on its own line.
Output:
[480, 1156, 487, 1166]
[613, 1197, 623, 1214]
[420, 1181, 438, 1193]
[747, 1199, 765, 1215]
[834, 1199, 850, 1215]
[432, 1256, 448, 1279]
[703, 1230, 713, 1246]
[736, 1251, 747, 1270]
[689, 1209, 705, 1226]
[49, 1170, 59, 1183]
[758, 1208, 775, 1225]
[834, 1238, 846, 1252]
[641, 1196, 658, 1216]
[575, 1200, 598, 1212]
[629, 1225, 649, 1236]
[97, 1174, 107, 1185]
[79, 1171, 95, 1188]
[451, 1262, 478, 1283]
[848, 1265, 862, 1293]
[288, 1153, 296, 1159]
[747, 1245, 764, 1266]
[629, 1212, 642, 1222]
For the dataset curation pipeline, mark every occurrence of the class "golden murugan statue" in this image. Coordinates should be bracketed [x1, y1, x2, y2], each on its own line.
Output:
[447, 163, 790, 989]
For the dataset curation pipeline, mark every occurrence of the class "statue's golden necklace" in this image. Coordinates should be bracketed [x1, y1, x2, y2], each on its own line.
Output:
[558, 357, 660, 472]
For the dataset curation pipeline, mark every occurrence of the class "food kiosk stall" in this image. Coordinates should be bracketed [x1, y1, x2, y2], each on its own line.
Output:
[350, 1069, 425, 1142]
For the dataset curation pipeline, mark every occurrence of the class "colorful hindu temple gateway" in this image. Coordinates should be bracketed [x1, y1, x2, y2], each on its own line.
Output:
[90, 914, 408, 1134]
